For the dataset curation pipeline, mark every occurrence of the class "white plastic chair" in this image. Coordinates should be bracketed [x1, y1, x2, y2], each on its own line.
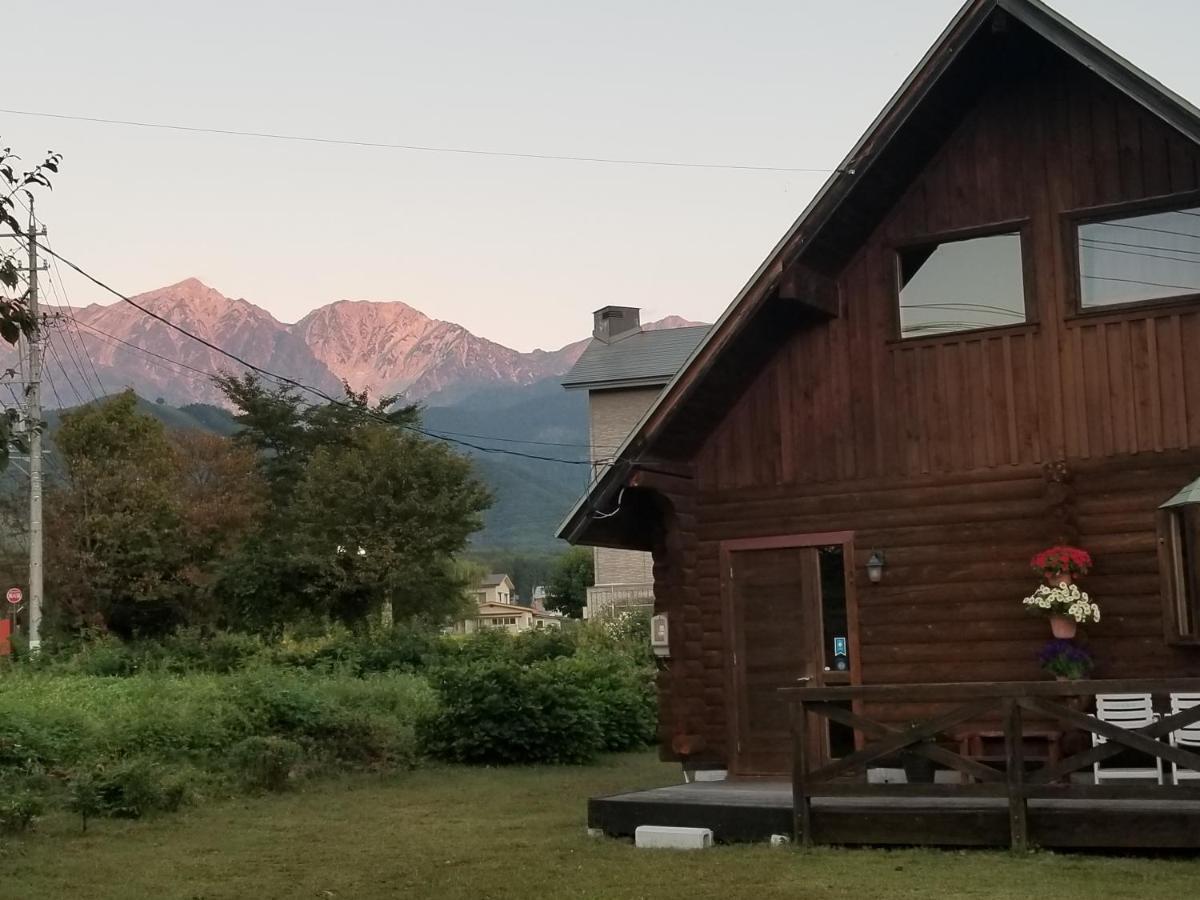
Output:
[1092, 694, 1163, 785]
[1169, 693, 1200, 784]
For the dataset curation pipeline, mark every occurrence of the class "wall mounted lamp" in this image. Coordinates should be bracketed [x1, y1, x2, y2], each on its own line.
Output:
[866, 551, 886, 584]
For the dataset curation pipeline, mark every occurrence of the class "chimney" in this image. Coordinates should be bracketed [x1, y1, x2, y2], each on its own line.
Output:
[593, 306, 641, 343]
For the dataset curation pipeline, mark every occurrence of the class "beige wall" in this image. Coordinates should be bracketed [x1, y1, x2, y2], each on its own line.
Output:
[589, 387, 660, 588]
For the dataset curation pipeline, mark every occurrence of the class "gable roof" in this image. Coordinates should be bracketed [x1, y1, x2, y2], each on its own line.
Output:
[558, 0, 1200, 545]
[561, 325, 710, 391]
[478, 574, 513, 588]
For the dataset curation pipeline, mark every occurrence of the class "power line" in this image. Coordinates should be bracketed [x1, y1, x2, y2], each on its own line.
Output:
[44, 249, 107, 396]
[62, 313, 224, 384]
[1079, 236, 1200, 257]
[44, 333, 87, 407]
[42, 244, 598, 466]
[1095, 221, 1200, 242]
[1080, 241, 1200, 267]
[0, 107, 843, 176]
[68, 312, 611, 455]
[44, 313, 100, 402]
[1082, 273, 1200, 293]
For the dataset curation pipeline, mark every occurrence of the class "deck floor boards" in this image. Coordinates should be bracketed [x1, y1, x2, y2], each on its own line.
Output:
[589, 780, 1200, 847]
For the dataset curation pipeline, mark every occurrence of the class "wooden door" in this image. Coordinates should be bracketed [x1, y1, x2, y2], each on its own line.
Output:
[729, 545, 824, 775]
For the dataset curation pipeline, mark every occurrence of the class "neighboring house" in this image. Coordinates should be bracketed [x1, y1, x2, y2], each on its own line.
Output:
[474, 574, 515, 607]
[561, 306, 708, 619]
[455, 574, 564, 634]
[561, 0, 1200, 778]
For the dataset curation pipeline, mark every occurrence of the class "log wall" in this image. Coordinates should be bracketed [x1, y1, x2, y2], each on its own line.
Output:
[651, 52, 1200, 766]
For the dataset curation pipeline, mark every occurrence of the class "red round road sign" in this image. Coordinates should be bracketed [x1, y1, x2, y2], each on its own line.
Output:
[6, 587, 21, 605]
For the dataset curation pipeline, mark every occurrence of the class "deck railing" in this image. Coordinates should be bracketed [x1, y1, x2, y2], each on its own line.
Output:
[782, 678, 1200, 850]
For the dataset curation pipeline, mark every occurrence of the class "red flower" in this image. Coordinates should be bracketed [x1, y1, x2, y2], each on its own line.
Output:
[1031, 545, 1093, 576]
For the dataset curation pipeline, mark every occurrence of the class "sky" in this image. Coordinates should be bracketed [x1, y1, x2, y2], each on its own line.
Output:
[4, 1, 1199, 352]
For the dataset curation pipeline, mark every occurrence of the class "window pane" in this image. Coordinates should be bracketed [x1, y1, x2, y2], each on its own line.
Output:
[898, 232, 1026, 338]
[1183, 508, 1200, 637]
[818, 546, 848, 671]
[1079, 207, 1200, 307]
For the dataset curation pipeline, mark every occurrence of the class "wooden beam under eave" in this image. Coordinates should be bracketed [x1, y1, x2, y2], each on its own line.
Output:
[777, 264, 839, 318]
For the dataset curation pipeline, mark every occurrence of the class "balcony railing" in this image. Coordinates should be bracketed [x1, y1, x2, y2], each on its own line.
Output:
[782, 678, 1200, 851]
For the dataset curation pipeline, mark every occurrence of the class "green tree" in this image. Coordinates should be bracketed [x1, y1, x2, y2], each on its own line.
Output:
[46, 391, 190, 636]
[0, 146, 62, 470]
[215, 374, 419, 505]
[211, 375, 490, 630]
[291, 424, 492, 625]
[546, 546, 594, 618]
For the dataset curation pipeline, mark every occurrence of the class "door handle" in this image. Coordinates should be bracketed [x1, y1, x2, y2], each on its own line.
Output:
[795, 676, 813, 683]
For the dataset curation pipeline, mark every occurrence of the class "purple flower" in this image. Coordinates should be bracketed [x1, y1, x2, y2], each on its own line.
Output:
[1038, 639, 1094, 677]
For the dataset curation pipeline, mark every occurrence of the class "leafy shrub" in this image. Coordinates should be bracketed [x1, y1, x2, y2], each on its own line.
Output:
[0, 780, 45, 834]
[72, 758, 190, 820]
[228, 736, 303, 791]
[418, 658, 604, 765]
[556, 655, 656, 752]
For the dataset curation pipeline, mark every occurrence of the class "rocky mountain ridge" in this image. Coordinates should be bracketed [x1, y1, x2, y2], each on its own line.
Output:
[22, 278, 701, 407]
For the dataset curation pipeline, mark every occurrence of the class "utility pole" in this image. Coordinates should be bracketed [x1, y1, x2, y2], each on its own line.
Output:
[25, 200, 43, 653]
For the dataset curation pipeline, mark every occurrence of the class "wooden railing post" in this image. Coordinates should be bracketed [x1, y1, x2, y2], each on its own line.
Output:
[791, 696, 812, 848]
[1003, 698, 1028, 852]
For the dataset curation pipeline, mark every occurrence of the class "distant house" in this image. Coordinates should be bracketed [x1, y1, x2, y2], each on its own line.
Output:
[455, 573, 564, 634]
[561, 307, 708, 618]
[475, 573, 515, 606]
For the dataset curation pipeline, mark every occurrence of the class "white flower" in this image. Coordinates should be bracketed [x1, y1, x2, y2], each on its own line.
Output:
[1022, 582, 1100, 623]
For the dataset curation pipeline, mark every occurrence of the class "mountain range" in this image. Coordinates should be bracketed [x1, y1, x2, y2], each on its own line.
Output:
[2, 278, 703, 551]
[25, 277, 695, 407]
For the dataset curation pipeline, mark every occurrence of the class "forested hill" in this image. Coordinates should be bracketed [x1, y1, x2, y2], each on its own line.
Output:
[4, 381, 588, 553]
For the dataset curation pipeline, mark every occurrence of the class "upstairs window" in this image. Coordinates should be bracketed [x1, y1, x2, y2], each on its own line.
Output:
[897, 230, 1028, 339]
[1160, 478, 1200, 644]
[1078, 205, 1200, 309]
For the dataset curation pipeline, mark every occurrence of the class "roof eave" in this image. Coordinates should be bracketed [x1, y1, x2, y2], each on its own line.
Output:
[560, 375, 674, 392]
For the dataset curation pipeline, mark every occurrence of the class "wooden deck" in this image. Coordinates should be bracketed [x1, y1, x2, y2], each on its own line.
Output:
[588, 780, 1200, 848]
[593, 679, 1200, 850]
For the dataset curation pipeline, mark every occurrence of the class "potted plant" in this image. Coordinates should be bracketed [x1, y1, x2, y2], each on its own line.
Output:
[1031, 545, 1092, 586]
[1022, 585, 1099, 643]
[1038, 639, 1094, 681]
[1022, 582, 1100, 639]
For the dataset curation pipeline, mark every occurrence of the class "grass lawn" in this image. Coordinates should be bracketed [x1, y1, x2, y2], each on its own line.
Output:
[6, 752, 1200, 899]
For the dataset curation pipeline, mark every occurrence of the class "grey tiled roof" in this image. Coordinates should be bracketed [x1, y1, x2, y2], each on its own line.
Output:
[561, 326, 710, 390]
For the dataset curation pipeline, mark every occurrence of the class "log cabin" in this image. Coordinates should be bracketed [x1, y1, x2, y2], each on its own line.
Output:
[560, 0, 1200, 786]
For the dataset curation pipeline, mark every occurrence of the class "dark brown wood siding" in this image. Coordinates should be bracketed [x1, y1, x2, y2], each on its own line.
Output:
[699, 60, 1200, 493]
[654, 54, 1200, 764]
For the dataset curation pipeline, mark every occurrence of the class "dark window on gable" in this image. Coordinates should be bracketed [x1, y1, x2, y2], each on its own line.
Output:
[1078, 206, 1200, 308]
[897, 231, 1027, 339]
[1161, 505, 1200, 643]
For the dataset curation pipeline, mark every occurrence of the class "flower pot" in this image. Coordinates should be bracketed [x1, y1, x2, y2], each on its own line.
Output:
[1045, 571, 1074, 587]
[1049, 615, 1077, 639]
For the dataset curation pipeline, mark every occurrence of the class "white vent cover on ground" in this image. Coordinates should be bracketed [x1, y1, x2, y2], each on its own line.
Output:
[635, 825, 714, 849]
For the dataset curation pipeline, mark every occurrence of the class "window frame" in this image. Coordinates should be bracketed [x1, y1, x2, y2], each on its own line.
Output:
[1066, 190, 1200, 319]
[1158, 506, 1200, 646]
[890, 218, 1036, 343]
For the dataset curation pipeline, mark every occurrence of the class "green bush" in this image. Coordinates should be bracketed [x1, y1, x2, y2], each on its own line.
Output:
[228, 736, 303, 792]
[71, 758, 191, 820]
[0, 780, 45, 834]
[418, 658, 604, 765]
[556, 654, 657, 752]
